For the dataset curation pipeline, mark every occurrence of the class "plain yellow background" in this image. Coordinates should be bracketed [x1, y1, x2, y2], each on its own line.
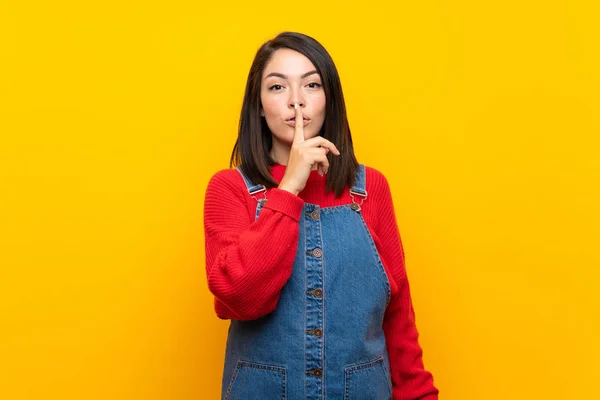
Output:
[1, 1, 599, 399]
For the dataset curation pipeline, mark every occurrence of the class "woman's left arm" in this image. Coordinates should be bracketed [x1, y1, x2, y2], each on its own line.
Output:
[365, 168, 439, 400]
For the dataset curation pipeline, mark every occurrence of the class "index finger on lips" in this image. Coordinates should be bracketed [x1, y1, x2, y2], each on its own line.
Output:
[292, 103, 304, 144]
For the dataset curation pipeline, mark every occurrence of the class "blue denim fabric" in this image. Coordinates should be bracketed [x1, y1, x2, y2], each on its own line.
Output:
[222, 165, 392, 400]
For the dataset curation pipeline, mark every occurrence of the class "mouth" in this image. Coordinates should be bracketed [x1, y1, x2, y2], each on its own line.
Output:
[284, 117, 311, 127]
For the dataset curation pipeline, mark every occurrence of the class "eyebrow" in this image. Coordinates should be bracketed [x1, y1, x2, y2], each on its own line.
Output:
[264, 70, 320, 80]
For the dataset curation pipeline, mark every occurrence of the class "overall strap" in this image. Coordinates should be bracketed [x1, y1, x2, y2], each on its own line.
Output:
[349, 164, 367, 212]
[236, 166, 267, 220]
[236, 166, 267, 196]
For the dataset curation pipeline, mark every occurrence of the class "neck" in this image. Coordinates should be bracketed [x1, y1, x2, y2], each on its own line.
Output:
[270, 135, 291, 165]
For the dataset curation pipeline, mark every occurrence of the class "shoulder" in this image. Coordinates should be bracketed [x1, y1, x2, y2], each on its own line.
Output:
[207, 167, 246, 187]
[205, 167, 247, 200]
[362, 164, 392, 195]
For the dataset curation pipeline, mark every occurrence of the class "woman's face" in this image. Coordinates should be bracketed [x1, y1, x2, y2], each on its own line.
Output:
[260, 48, 326, 147]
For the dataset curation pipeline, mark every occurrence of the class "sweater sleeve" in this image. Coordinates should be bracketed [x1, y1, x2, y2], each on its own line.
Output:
[203, 170, 305, 321]
[372, 171, 439, 400]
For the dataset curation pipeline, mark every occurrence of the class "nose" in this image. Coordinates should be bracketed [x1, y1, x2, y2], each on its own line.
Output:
[289, 88, 305, 109]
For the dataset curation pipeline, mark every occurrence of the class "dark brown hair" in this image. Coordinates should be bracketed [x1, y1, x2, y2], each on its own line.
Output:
[229, 31, 359, 197]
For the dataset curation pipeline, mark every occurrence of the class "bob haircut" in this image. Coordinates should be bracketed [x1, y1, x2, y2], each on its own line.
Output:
[229, 31, 359, 198]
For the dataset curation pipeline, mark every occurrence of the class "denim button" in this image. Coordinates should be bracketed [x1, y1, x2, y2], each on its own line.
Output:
[306, 328, 323, 337]
[313, 288, 323, 297]
[350, 202, 361, 212]
[312, 248, 323, 257]
[310, 211, 320, 220]
[307, 368, 323, 378]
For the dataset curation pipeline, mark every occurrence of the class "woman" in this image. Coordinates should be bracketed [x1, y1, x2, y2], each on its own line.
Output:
[204, 31, 438, 400]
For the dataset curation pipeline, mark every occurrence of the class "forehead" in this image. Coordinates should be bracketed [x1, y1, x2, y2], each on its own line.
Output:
[262, 48, 317, 78]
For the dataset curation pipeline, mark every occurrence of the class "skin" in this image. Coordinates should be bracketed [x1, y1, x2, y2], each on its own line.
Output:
[260, 48, 340, 196]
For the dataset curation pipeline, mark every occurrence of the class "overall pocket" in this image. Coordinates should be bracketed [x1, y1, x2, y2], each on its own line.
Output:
[224, 360, 286, 400]
[344, 357, 392, 400]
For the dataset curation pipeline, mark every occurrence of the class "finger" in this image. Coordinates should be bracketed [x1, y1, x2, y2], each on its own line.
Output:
[304, 147, 329, 175]
[305, 147, 329, 157]
[292, 103, 304, 145]
[315, 154, 330, 175]
[314, 156, 322, 175]
[320, 151, 329, 175]
[304, 136, 340, 155]
[308, 149, 329, 164]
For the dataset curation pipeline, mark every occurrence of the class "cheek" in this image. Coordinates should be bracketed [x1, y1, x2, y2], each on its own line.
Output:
[261, 96, 281, 117]
[313, 92, 326, 110]
[315, 96, 326, 120]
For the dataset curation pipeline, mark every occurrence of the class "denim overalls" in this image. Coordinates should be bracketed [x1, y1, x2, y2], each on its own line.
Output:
[221, 164, 393, 400]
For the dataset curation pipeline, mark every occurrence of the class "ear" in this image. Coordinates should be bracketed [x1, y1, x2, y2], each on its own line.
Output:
[260, 107, 265, 117]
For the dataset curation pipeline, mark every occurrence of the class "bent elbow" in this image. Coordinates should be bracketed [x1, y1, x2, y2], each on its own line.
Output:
[211, 287, 281, 321]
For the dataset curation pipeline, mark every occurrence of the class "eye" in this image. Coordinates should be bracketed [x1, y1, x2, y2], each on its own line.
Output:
[307, 82, 322, 89]
[268, 84, 283, 91]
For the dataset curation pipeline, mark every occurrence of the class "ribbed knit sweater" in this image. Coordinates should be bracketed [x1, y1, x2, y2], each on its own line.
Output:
[204, 163, 439, 400]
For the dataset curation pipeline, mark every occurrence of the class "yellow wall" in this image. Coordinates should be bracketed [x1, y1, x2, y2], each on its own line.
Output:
[1, 1, 599, 399]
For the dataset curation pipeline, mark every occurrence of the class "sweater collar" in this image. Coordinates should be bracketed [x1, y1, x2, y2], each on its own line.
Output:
[270, 163, 325, 184]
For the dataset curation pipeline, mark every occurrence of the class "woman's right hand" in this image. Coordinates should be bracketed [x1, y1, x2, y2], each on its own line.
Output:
[278, 103, 341, 196]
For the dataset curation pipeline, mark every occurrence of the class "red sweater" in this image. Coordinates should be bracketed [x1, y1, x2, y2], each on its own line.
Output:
[204, 163, 438, 400]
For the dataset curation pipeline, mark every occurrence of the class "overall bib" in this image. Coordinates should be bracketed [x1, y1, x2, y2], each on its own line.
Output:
[222, 164, 392, 400]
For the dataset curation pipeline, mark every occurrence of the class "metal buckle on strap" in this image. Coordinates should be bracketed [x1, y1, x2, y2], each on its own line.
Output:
[249, 186, 267, 205]
[349, 189, 367, 212]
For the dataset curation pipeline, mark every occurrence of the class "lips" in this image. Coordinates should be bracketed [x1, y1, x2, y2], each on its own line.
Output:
[284, 118, 310, 127]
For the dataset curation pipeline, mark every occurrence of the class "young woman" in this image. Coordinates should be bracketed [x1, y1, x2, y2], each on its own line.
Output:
[204, 31, 438, 400]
